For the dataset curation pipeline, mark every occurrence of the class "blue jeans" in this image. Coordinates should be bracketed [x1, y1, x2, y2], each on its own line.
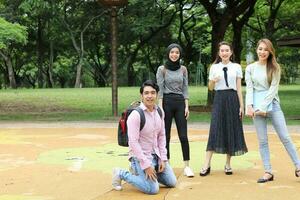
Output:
[119, 155, 177, 194]
[253, 100, 300, 173]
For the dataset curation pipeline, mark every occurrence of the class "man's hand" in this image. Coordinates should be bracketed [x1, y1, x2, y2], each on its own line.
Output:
[158, 162, 166, 173]
[144, 167, 157, 181]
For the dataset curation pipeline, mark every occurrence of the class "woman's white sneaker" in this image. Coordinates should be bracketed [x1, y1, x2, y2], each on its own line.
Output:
[184, 166, 194, 177]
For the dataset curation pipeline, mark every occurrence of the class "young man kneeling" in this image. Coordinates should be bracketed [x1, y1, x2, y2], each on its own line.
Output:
[112, 80, 177, 194]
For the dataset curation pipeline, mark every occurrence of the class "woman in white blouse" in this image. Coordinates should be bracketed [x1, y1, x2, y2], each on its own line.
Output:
[245, 38, 300, 183]
[200, 41, 248, 176]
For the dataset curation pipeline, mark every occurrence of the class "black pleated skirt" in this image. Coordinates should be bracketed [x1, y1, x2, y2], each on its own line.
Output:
[206, 89, 248, 156]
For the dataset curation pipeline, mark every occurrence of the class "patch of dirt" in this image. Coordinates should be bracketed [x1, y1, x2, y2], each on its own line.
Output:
[287, 116, 300, 120]
[0, 101, 82, 113]
[189, 105, 212, 112]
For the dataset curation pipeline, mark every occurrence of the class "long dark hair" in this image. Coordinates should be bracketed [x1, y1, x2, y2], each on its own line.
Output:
[213, 41, 235, 64]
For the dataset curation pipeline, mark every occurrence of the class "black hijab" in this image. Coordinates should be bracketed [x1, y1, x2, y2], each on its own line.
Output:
[165, 43, 182, 71]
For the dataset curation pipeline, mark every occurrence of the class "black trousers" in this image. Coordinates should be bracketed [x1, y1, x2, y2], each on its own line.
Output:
[163, 93, 190, 161]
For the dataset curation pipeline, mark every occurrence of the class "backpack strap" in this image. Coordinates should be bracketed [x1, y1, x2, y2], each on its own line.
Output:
[134, 107, 145, 131]
[134, 106, 163, 131]
[157, 106, 163, 118]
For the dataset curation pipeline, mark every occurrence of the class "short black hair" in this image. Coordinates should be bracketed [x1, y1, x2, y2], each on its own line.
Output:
[140, 80, 159, 94]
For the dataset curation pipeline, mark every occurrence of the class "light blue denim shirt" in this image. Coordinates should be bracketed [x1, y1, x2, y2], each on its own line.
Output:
[245, 62, 280, 112]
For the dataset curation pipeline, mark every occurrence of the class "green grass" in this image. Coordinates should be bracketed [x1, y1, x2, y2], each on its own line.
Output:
[0, 85, 299, 124]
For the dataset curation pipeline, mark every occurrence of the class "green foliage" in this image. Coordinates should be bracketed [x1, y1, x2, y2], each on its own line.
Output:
[0, 17, 27, 49]
[19, 63, 37, 77]
[19, 0, 51, 14]
[0, 0, 299, 89]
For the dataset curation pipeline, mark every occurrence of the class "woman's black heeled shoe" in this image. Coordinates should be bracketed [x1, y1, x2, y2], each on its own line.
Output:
[224, 166, 233, 175]
[257, 172, 274, 183]
[199, 167, 211, 176]
[295, 169, 300, 177]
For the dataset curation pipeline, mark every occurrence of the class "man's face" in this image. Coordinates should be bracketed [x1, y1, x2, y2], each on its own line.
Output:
[141, 86, 157, 108]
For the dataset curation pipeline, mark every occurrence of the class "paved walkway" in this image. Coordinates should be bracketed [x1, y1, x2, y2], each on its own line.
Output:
[1, 121, 299, 134]
[0, 122, 300, 200]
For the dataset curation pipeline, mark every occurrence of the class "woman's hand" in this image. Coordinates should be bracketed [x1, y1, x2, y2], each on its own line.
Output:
[239, 107, 244, 120]
[246, 105, 255, 118]
[255, 110, 267, 117]
[213, 76, 221, 83]
[185, 107, 189, 119]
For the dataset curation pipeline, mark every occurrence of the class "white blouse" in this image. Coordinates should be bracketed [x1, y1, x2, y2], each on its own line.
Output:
[208, 62, 243, 91]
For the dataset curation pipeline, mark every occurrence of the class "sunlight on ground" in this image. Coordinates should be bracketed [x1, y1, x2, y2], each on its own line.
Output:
[37, 142, 260, 173]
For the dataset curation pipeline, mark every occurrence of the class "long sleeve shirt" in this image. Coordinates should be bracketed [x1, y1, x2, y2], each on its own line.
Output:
[127, 102, 167, 170]
[156, 65, 189, 99]
[245, 62, 280, 112]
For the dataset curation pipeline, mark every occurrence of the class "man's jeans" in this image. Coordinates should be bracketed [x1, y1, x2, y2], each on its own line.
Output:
[253, 100, 300, 173]
[119, 155, 177, 194]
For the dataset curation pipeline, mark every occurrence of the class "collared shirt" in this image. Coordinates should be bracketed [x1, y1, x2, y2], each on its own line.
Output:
[127, 102, 167, 170]
[156, 65, 189, 99]
[245, 62, 280, 112]
[208, 62, 243, 91]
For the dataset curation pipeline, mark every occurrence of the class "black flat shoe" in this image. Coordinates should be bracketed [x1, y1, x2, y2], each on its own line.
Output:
[200, 167, 211, 176]
[295, 169, 300, 177]
[257, 172, 274, 183]
[224, 166, 233, 175]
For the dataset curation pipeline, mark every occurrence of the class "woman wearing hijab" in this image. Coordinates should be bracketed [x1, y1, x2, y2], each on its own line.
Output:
[156, 43, 194, 177]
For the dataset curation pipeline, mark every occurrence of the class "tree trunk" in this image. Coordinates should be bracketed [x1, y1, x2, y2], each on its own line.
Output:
[211, 22, 228, 62]
[37, 17, 44, 88]
[47, 40, 54, 88]
[74, 57, 83, 88]
[207, 23, 227, 106]
[126, 49, 138, 86]
[232, 3, 255, 64]
[232, 23, 243, 63]
[6, 56, 17, 89]
[0, 51, 17, 89]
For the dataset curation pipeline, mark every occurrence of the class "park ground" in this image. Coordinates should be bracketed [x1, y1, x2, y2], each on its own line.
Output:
[0, 121, 300, 200]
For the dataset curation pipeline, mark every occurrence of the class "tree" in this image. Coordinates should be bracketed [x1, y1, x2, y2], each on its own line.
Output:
[61, 1, 106, 88]
[198, 0, 257, 62]
[118, 1, 178, 86]
[0, 17, 27, 88]
[198, 0, 257, 106]
[19, 0, 53, 88]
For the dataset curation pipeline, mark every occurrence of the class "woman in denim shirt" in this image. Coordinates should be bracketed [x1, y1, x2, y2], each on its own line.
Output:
[245, 38, 300, 183]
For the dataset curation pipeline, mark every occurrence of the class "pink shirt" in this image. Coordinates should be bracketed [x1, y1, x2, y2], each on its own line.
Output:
[127, 103, 167, 170]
